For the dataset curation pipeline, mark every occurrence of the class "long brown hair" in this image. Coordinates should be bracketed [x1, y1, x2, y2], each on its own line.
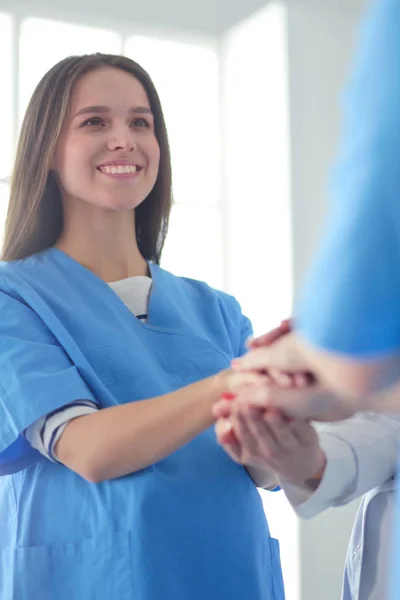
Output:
[1, 53, 172, 264]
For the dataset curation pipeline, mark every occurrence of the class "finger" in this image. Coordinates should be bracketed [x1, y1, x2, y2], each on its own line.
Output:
[232, 336, 304, 373]
[262, 409, 300, 451]
[288, 419, 318, 446]
[247, 320, 291, 349]
[294, 372, 318, 388]
[212, 399, 234, 420]
[293, 373, 309, 388]
[215, 419, 244, 464]
[235, 386, 273, 410]
[215, 419, 239, 447]
[267, 368, 295, 388]
[232, 347, 278, 372]
[239, 407, 279, 456]
[261, 373, 272, 385]
[227, 371, 269, 394]
[237, 386, 308, 419]
[234, 413, 260, 457]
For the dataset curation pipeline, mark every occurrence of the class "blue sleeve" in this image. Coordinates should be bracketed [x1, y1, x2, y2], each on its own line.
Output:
[296, 0, 400, 357]
[0, 280, 96, 471]
[238, 314, 253, 358]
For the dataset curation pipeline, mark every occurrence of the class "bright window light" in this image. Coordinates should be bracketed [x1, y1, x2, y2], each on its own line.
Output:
[125, 36, 221, 207]
[0, 13, 13, 180]
[19, 18, 122, 123]
[161, 203, 223, 289]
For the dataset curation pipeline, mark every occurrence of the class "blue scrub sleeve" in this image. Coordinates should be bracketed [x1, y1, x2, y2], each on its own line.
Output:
[296, 0, 400, 357]
[238, 314, 253, 358]
[0, 284, 96, 455]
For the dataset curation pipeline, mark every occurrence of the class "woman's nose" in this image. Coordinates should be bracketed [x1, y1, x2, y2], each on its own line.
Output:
[106, 127, 136, 151]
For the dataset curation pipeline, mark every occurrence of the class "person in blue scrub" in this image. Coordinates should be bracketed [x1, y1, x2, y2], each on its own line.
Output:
[220, 0, 400, 598]
[230, 0, 400, 416]
[0, 53, 286, 600]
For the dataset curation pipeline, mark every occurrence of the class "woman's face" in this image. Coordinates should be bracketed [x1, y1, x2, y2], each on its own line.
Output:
[53, 67, 160, 213]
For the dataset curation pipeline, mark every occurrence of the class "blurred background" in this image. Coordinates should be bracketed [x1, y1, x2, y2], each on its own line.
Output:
[0, 0, 368, 598]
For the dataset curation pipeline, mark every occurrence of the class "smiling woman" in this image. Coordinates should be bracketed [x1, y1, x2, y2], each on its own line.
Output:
[3, 55, 171, 266]
[54, 67, 160, 225]
[0, 53, 285, 600]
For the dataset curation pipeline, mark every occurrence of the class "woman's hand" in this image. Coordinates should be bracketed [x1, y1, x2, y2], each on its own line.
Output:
[233, 331, 312, 375]
[246, 320, 316, 389]
[215, 405, 327, 487]
[214, 379, 357, 422]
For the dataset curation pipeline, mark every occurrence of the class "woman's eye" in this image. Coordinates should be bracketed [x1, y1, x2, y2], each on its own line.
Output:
[132, 118, 150, 128]
[82, 117, 104, 127]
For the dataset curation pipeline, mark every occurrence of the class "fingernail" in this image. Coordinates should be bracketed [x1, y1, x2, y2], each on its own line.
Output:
[221, 393, 236, 401]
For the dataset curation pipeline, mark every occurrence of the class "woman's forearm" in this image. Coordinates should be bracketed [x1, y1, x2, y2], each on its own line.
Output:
[297, 334, 400, 402]
[56, 371, 229, 483]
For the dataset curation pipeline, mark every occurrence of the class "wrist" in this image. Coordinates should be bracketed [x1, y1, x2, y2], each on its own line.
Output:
[303, 451, 327, 490]
[210, 369, 232, 399]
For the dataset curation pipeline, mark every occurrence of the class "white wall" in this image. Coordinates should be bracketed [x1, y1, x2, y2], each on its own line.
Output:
[285, 3, 365, 600]
[287, 0, 365, 290]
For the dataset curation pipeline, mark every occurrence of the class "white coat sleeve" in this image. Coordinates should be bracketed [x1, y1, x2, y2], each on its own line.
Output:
[281, 412, 400, 519]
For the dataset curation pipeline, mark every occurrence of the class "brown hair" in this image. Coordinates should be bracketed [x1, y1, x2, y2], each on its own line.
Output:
[1, 53, 172, 264]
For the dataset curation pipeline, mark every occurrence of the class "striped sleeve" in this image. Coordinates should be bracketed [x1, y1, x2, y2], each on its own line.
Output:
[24, 400, 98, 462]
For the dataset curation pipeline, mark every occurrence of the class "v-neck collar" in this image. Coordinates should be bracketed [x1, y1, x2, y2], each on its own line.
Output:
[47, 247, 160, 329]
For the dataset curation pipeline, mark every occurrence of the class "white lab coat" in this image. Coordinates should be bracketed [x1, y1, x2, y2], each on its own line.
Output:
[282, 413, 400, 600]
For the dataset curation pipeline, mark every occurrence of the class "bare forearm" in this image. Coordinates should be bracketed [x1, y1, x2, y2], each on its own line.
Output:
[56, 373, 227, 483]
[297, 334, 400, 401]
[364, 378, 400, 412]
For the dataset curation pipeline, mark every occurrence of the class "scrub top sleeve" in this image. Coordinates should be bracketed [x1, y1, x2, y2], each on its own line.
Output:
[296, 0, 400, 357]
[238, 314, 253, 358]
[0, 287, 96, 453]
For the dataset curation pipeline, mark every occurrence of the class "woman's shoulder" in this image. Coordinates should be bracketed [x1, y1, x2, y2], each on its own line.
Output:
[0, 250, 52, 286]
[154, 263, 241, 313]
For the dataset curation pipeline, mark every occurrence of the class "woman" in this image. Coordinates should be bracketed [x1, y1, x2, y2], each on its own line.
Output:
[0, 53, 284, 600]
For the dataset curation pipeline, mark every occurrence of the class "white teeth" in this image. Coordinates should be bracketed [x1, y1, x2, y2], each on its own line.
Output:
[99, 165, 138, 174]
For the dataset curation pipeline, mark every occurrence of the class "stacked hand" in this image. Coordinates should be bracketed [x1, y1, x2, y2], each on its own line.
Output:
[214, 320, 328, 486]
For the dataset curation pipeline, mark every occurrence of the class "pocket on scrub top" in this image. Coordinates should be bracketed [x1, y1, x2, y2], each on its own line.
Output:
[12, 531, 132, 600]
[268, 537, 285, 600]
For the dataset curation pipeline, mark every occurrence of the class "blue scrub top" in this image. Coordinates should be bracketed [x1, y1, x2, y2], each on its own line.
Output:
[0, 248, 284, 600]
[297, 0, 400, 357]
[293, 1, 400, 598]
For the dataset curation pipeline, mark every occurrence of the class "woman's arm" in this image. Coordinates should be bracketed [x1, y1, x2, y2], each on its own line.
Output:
[296, 334, 400, 400]
[234, 332, 400, 417]
[55, 369, 264, 483]
[215, 396, 400, 518]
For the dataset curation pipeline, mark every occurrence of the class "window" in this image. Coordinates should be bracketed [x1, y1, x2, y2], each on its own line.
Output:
[19, 18, 122, 123]
[125, 36, 220, 207]
[125, 36, 222, 283]
[0, 13, 13, 180]
[0, 183, 10, 244]
[161, 204, 223, 289]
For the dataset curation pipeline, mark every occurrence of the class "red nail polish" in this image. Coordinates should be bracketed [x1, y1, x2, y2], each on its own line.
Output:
[221, 393, 236, 401]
